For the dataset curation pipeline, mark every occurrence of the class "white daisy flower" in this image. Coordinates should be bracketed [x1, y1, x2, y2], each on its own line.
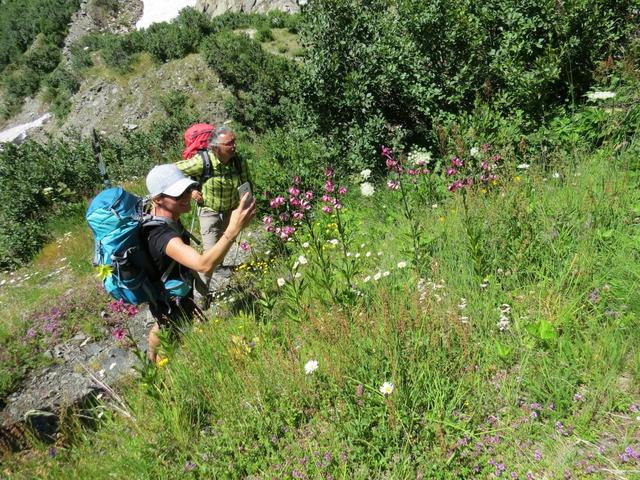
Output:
[304, 359, 318, 375]
[379, 381, 395, 396]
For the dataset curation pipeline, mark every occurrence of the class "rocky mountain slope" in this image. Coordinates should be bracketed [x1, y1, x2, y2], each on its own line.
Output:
[1, 0, 298, 143]
[197, 0, 299, 16]
[47, 53, 228, 139]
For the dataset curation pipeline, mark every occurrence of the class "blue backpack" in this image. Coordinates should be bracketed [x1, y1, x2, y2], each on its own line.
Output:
[86, 187, 194, 305]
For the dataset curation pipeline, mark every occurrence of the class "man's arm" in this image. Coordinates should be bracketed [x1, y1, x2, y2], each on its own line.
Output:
[176, 156, 206, 204]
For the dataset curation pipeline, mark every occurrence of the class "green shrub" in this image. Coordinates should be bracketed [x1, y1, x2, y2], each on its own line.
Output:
[40, 65, 80, 119]
[202, 31, 299, 131]
[98, 32, 144, 72]
[2, 65, 41, 99]
[143, 8, 212, 63]
[297, 0, 637, 168]
[23, 37, 61, 74]
[0, 0, 79, 72]
[248, 126, 329, 199]
[255, 27, 275, 43]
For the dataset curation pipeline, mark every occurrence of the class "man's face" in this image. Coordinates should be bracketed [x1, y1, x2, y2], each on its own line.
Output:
[215, 132, 236, 163]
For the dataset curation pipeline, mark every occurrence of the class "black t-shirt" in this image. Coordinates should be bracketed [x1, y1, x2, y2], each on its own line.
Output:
[144, 219, 200, 325]
[144, 220, 192, 283]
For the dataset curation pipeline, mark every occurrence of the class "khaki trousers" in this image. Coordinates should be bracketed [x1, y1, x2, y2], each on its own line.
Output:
[198, 208, 231, 288]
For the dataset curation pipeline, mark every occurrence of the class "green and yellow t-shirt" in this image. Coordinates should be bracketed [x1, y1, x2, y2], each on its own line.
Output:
[176, 152, 251, 212]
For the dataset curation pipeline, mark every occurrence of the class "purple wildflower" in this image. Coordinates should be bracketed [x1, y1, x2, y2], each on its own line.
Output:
[111, 327, 127, 341]
[289, 186, 301, 197]
[269, 196, 285, 208]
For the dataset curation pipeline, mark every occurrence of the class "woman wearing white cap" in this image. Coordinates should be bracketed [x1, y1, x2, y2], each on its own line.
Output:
[144, 163, 255, 362]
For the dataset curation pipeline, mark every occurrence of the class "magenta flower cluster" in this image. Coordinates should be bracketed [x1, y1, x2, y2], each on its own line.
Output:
[264, 175, 313, 241]
[108, 299, 138, 317]
[25, 307, 64, 340]
[448, 143, 501, 192]
[321, 167, 347, 214]
[111, 326, 127, 341]
[381, 146, 430, 187]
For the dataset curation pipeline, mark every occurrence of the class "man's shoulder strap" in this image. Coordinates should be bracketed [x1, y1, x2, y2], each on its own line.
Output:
[198, 150, 213, 180]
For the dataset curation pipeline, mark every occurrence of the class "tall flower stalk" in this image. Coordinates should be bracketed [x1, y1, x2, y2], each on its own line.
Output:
[382, 146, 428, 267]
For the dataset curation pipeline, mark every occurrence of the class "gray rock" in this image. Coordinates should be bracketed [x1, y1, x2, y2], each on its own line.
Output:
[196, 0, 299, 17]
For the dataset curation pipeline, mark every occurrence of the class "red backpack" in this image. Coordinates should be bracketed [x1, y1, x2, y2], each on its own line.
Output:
[181, 123, 214, 183]
[182, 123, 214, 160]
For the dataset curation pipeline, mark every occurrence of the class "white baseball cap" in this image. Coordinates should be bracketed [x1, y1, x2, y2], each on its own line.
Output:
[146, 164, 197, 198]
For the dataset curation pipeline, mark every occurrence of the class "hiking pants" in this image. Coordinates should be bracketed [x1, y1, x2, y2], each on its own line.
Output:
[198, 208, 231, 288]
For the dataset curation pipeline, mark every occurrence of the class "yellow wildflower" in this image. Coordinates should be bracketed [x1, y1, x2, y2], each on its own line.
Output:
[96, 264, 112, 281]
[157, 357, 169, 368]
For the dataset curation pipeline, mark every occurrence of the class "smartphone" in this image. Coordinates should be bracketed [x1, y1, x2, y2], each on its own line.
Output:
[237, 182, 253, 203]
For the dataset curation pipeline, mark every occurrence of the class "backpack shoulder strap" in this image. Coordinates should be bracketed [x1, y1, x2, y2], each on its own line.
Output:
[198, 150, 212, 182]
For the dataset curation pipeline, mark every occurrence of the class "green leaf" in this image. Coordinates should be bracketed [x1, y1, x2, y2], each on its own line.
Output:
[495, 340, 512, 360]
[538, 319, 557, 341]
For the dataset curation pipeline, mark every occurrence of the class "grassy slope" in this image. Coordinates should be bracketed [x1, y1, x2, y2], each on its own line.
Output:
[2, 106, 639, 478]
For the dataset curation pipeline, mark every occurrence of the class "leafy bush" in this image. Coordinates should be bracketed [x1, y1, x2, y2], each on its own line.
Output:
[202, 31, 299, 131]
[0, 139, 98, 268]
[255, 27, 275, 43]
[98, 32, 145, 73]
[297, 0, 637, 167]
[247, 126, 330, 200]
[23, 36, 61, 74]
[0, 0, 79, 72]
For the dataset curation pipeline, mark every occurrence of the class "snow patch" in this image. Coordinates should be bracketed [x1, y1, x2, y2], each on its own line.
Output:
[136, 0, 198, 30]
[0, 114, 52, 144]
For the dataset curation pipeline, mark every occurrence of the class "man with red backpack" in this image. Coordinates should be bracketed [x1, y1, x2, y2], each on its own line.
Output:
[176, 124, 252, 304]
